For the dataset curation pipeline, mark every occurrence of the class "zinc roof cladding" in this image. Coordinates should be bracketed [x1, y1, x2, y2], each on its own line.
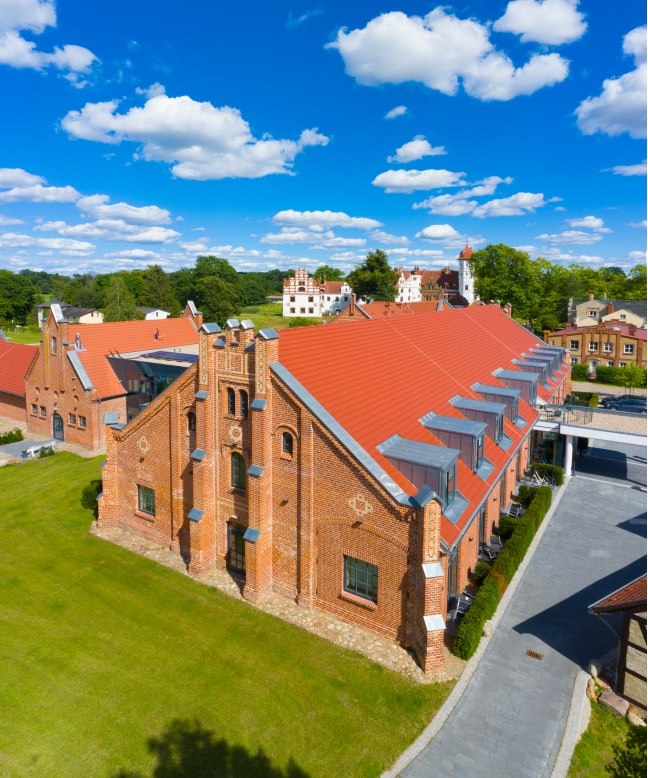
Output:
[590, 574, 647, 614]
[276, 305, 547, 545]
[0, 340, 37, 396]
[67, 318, 199, 398]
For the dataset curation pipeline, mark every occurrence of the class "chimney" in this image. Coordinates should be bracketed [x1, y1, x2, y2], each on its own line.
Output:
[588, 293, 594, 301]
[503, 302, 512, 317]
[606, 304, 614, 315]
[74, 333, 82, 350]
[603, 292, 607, 300]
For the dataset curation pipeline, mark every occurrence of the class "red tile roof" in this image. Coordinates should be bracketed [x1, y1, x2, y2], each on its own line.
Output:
[68, 318, 199, 398]
[277, 306, 563, 546]
[0, 340, 37, 396]
[591, 575, 647, 614]
[459, 245, 474, 260]
[359, 301, 449, 319]
[320, 280, 344, 294]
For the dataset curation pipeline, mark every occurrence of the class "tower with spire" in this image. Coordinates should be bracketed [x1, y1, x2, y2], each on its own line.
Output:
[457, 245, 475, 304]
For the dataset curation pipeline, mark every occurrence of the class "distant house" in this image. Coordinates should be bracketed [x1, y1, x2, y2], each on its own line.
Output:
[545, 323, 646, 369]
[37, 300, 103, 328]
[0, 340, 37, 422]
[137, 307, 171, 320]
[333, 298, 455, 323]
[282, 269, 353, 317]
[590, 574, 647, 711]
[25, 302, 203, 451]
[396, 246, 476, 306]
[568, 295, 647, 328]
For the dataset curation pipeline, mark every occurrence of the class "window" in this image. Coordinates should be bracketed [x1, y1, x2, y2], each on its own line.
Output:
[137, 485, 155, 515]
[51, 336, 57, 355]
[570, 357, 578, 364]
[78, 415, 86, 429]
[308, 307, 314, 314]
[40, 406, 46, 417]
[290, 307, 295, 314]
[187, 411, 196, 432]
[227, 387, 236, 415]
[300, 307, 305, 314]
[603, 343, 613, 352]
[31, 403, 37, 415]
[473, 435, 484, 470]
[440, 464, 456, 507]
[620, 362, 627, 368]
[282, 431, 293, 456]
[227, 523, 246, 574]
[239, 390, 248, 417]
[623, 344, 634, 354]
[289, 295, 295, 302]
[308, 296, 313, 302]
[344, 556, 378, 603]
[495, 413, 504, 442]
[588, 309, 598, 318]
[588, 342, 599, 352]
[608, 361, 615, 367]
[68, 413, 77, 425]
[619, 313, 626, 320]
[231, 452, 246, 490]
[570, 340, 579, 350]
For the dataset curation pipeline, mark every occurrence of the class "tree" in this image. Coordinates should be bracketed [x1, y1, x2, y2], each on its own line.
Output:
[0, 270, 38, 325]
[346, 250, 398, 302]
[621, 362, 644, 390]
[102, 277, 140, 322]
[608, 725, 647, 778]
[313, 265, 344, 281]
[198, 276, 241, 325]
[139, 265, 180, 313]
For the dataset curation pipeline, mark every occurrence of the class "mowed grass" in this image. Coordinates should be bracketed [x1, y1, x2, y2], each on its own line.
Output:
[0, 454, 451, 777]
[568, 700, 631, 777]
[4, 327, 41, 344]
[237, 304, 287, 331]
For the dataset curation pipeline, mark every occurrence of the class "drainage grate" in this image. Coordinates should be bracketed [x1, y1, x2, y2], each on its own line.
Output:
[526, 649, 544, 660]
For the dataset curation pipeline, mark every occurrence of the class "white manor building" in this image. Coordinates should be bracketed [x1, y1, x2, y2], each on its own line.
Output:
[282, 269, 353, 318]
[395, 247, 476, 306]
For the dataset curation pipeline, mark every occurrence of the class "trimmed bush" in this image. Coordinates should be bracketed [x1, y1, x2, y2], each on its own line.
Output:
[472, 561, 491, 585]
[569, 362, 647, 388]
[530, 463, 564, 486]
[516, 484, 538, 506]
[452, 485, 553, 660]
[571, 391, 599, 408]
[497, 515, 517, 540]
[0, 427, 23, 445]
[81, 479, 102, 517]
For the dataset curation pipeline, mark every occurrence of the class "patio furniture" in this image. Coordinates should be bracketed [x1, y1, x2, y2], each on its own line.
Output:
[479, 543, 498, 562]
[490, 534, 504, 550]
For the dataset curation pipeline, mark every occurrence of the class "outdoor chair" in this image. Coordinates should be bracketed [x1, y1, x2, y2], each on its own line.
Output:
[479, 543, 498, 562]
[490, 535, 504, 550]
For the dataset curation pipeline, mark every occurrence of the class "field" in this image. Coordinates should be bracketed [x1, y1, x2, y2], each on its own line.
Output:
[3, 326, 41, 344]
[0, 453, 451, 777]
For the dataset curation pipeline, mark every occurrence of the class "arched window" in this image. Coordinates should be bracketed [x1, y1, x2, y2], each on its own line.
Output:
[187, 411, 196, 432]
[282, 432, 294, 456]
[240, 390, 248, 417]
[51, 336, 57, 355]
[231, 452, 246, 490]
[227, 388, 236, 415]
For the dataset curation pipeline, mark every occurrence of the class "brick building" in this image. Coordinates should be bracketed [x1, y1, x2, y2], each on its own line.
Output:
[98, 305, 570, 672]
[545, 323, 646, 369]
[0, 338, 37, 422]
[25, 302, 202, 451]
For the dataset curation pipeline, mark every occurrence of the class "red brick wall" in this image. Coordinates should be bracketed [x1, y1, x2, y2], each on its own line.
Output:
[0, 392, 25, 422]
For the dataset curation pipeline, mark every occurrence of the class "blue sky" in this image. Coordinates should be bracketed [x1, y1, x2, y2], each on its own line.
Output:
[0, 0, 645, 277]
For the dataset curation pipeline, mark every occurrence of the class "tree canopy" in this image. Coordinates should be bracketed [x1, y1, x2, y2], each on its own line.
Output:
[346, 250, 398, 302]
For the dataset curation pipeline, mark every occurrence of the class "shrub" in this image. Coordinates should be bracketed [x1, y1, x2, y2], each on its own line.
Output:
[81, 479, 102, 517]
[452, 485, 554, 660]
[571, 391, 599, 408]
[497, 515, 517, 540]
[472, 561, 491, 585]
[0, 427, 23, 445]
[287, 317, 321, 328]
[38, 446, 55, 458]
[530, 463, 564, 486]
[516, 484, 538, 506]
[570, 362, 647, 388]
[608, 725, 647, 778]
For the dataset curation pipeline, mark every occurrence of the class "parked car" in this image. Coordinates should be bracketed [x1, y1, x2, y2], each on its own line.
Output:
[601, 394, 645, 409]
[604, 397, 647, 413]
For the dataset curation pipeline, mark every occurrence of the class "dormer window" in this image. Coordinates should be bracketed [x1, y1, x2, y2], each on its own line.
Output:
[473, 435, 484, 469]
[495, 413, 504, 443]
[441, 463, 456, 507]
[419, 412, 487, 473]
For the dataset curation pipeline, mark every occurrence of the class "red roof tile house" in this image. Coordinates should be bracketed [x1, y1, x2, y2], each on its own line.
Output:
[98, 306, 570, 673]
[0, 339, 37, 422]
[25, 303, 202, 451]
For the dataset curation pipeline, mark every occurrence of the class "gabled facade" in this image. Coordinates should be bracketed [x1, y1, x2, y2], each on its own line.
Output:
[0, 340, 37, 421]
[545, 323, 646, 368]
[282, 269, 352, 317]
[25, 302, 202, 451]
[98, 306, 570, 673]
[568, 295, 647, 328]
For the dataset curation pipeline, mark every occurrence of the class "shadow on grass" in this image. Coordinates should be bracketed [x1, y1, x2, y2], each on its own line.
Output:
[80, 478, 102, 518]
[113, 718, 310, 778]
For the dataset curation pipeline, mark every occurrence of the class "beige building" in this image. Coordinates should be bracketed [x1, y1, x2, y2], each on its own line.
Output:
[545, 323, 646, 369]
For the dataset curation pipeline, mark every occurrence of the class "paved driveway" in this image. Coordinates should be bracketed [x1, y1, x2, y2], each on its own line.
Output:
[401, 441, 646, 777]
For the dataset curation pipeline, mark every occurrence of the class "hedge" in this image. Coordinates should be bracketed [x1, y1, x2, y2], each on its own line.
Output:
[571, 391, 599, 408]
[0, 427, 23, 445]
[530, 463, 565, 486]
[452, 485, 553, 660]
[570, 362, 647, 387]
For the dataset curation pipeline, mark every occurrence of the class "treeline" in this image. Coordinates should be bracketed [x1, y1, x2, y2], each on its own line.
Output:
[0, 258, 290, 326]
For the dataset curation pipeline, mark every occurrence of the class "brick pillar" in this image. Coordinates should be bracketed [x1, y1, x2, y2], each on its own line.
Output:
[187, 326, 220, 574]
[296, 415, 315, 606]
[242, 330, 278, 603]
[96, 426, 119, 528]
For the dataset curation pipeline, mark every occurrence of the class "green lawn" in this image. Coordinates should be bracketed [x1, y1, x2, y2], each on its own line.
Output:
[0, 454, 451, 777]
[3, 326, 41, 344]
[568, 700, 631, 777]
[238, 303, 286, 331]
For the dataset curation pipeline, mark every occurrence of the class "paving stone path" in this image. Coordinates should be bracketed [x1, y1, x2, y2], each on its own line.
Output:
[91, 522, 466, 684]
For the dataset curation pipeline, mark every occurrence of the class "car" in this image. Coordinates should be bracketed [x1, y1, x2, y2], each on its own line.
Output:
[601, 393, 645, 408]
[604, 397, 647, 413]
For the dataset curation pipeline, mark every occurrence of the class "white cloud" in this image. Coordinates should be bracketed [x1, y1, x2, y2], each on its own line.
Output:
[416, 224, 460, 240]
[370, 230, 409, 245]
[372, 168, 466, 193]
[387, 136, 446, 163]
[472, 192, 547, 217]
[0, 214, 23, 225]
[105, 249, 160, 260]
[0, 167, 79, 203]
[61, 92, 330, 180]
[135, 82, 166, 99]
[609, 160, 646, 176]
[536, 230, 604, 245]
[0, 0, 97, 82]
[385, 105, 407, 119]
[0, 231, 93, 252]
[76, 194, 172, 225]
[629, 220, 647, 229]
[329, 8, 569, 101]
[272, 209, 381, 230]
[566, 215, 610, 232]
[261, 227, 365, 248]
[627, 250, 646, 262]
[35, 218, 180, 243]
[575, 26, 647, 139]
[494, 0, 587, 45]
[412, 175, 514, 214]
